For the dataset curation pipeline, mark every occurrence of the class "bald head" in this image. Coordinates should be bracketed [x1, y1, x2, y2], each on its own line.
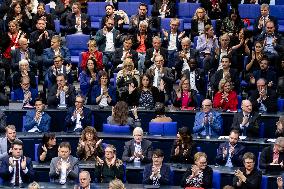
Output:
[256, 78, 267, 92]
[241, 100, 252, 113]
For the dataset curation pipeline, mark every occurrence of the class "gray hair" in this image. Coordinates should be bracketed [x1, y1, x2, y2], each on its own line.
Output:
[139, 20, 148, 28]
[133, 127, 143, 136]
[275, 137, 284, 145]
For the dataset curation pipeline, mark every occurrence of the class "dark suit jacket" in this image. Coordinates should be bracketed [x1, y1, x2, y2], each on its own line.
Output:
[175, 49, 199, 75]
[11, 71, 37, 90]
[32, 13, 55, 31]
[170, 140, 197, 164]
[183, 68, 206, 96]
[233, 167, 262, 189]
[249, 88, 278, 113]
[256, 32, 284, 54]
[90, 85, 117, 106]
[113, 48, 139, 69]
[0, 111, 6, 133]
[144, 47, 168, 69]
[45, 66, 73, 87]
[42, 47, 71, 69]
[215, 142, 245, 167]
[191, 19, 212, 39]
[29, 30, 54, 55]
[122, 139, 153, 163]
[211, 68, 240, 92]
[260, 145, 284, 171]
[13, 88, 38, 105]
[181, 165, 213, 188]
[11, 48, 37, 71]
[95, 28, 120, 52]
[253, 70, 277, 89]
[0, 156, 35, 184]
[100, 14, 123, 32]
[23, 110, 51, 132]
[143, 163, 171, 185]
[64, 106, 92, 131]
[47, 84, 76, 108]
[231, 111, 260, 138]
[161, 30, 182, 51]
[254, 15, 278, 35]
[65, 13, 91, 35]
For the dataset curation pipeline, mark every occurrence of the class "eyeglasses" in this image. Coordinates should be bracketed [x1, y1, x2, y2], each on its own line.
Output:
[244, 161, 254, 164]
[75, 101, 84, 103]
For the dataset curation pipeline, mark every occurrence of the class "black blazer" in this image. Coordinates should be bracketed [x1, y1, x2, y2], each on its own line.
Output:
[122, 139, 153, 163]
[233, 167, 262, 189]
[47, 83, 76, 108]
[253, 69, 277, 89]
[249, 88, 278, 113]
[65, 13, 91, 35]
[10, 48, 37, 71]
[260, 145, 284, 171]
[175, 49, 199, 76]
[170, 140, 197, 164]
[183, 68, 206, 96]
[211, 68, 240, 92]
[144, 47, 168, 69]
[253, 15, 278, 35]
[191, 19, 212, 39]
[231, 111, 260, 138]
[113, 48, 139, 69]
[31, 13, 55, 31]
[65, 106, 92, 131]
[29, 30, 54, 55]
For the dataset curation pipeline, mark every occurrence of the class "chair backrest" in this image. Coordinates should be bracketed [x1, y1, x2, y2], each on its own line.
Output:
[237, 95, 242, 110]
[22, 115, 27, 132]
[87, 2, 107, 18]
[163, 122, 177, 136]
[34, 143, 39, 162]
[238, 4, 260, 19]
[259, 122, 265, 138]
[54, 19, 60, 34]
[270, 5, 284, 20]
[45, 4, 50, 13]
[277, 98, 284, 112]
[212, 170, 221, 189]
[103, 124, 131, 134]
[257, 151, 261, 170]
[65, 34, 90, 56]
[261, 175, 268, 189]
[149, 122, 164, 135]
[196, 146, 202, 152]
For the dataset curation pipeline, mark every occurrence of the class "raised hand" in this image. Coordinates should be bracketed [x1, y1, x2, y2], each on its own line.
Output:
[21, 156, 27, 170]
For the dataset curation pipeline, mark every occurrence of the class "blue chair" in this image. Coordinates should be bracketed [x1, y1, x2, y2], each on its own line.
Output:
[78, 52, 83, 75]
[87, 2, 107, 29]
[270, 5, 284, 32]
[237, 95, 242, 110]
[276, 0, 284, 5]
[238, 4, 260, 31]
[54, 19, 60, 34]
[193, 36, 198, 49]
[34, 143, 39, 162]
[147, 5, 152, 17]
[160, 18, 184, 32]
[149, 122, 164, 135]
[45, 4, 50, 13]
[212, 170, 221, 189]
[66, 34, 90, 65]
[103, 124, 131, 134]
[278, 98, 284, 112]
[261, 175, 268, 189]
[257, 151, 262, 170]
[163, 122, 177, 136]
[118, 2, 140, 17]
[196, 146, 202, 152]
[22, 115, 27, 132]
[259, 122, 265, 138]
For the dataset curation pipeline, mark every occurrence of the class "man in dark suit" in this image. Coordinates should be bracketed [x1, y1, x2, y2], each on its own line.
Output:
[231, 100, 260, 137]
[11, 37, 37, 72]
[260, 137, 284, 172]
[0, 139, 35, 186]
[129, 3, 152, 33]
[78, 171, 91, 189]
[47, 73, 76, 108]
[65, 2, 91, 35]
[253, 3, 278, 35]
[145, 36, 168, 69]
[65, 95, 92, 132]
[0, 125, 17, 160]
[31, 3, 55, 32]
[249, 78, 278, 113]
[23, 97, 51, 132]
[113, 36, 138, 71]
[100, 4, 124, 32]
[216, 130, 246, 167]
[122, 127, 153, 163]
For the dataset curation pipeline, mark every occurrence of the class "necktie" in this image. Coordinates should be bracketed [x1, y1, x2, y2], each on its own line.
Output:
[15, 160, 20, 186]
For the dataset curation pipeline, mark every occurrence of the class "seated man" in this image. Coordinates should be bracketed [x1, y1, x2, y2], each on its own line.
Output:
[65, 95, 92, 132]
[193, 99, 223, 137]
[45, 55, 72, 88]
[13, 76, 38, 107]
[23, 97, 51, 132]
[249, 78, 278, 113]
[0, 139, 35, 186]
[231, 100, 260, 137]
[47, 73, 76, 108]
[260, 137, 284, 172]
[49, 142, 79, 184]
[122, 127, 153, 163]
[216, 129, 245, 167]
[0, 125, 17, 160]
[78, 171, 91, 189]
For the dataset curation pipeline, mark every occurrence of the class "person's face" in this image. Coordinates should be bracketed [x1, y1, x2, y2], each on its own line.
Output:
[195, 156, 207, 170]
[202, 100, 212, 113]
[152, 155, 163, 166]
[36, 20, 46, 30]
[229, 132, 239, 146]
[79, 172, 91, 188]
[35, 100, 45, 112]
[56, 75, 66, 88]
[37, 5, 45, 15]
[21, 79, 30, 90]
[257, 80, 267, 93]
[72, 5, 80, 14]
[105, 147, 114, 159]
[142, 76, 150, 87]
[206, 27, 214, 37]
[223, 82, 231, 93]
[106, 19, 114, 30]
[85, 132, 94, 141]
[181, 41, 190, 51]
[281, 61, 284, 69]
[48, 137, 56, 146]
[12, 144, 23, 158]
[54, 57, 63, 68]
[58, 147, 71, 159]
[124, 62, 134, 72]
[189, 59, 197, 69]
[6, 128, 16, 141]
[75, 97, 84, 109]
[64, 0, 70, 4]
[87, 60, 95, 70]
[88, 43, 96, 52]
[133, 131, 143, 143]
[170, 21, 179, 32]
[14, 4, 21, 14]
[138, 5, 147, 16]
[123, 39, 132, 50]
[261, 7, 269, 17]
[20, 40, 28, 51]
[139, 24, 147, 32]
[255, 43, 263, 53]
[244, 158, 255, 171]
[106, 6, 114, 15]
[51, 39, 60, 49]
[181, 79, 190, 91]
[196, 9, 205, 19]
[276, 141, 284, 152]
[9, 23, 17, 33]
[152, 39, 161, 50]
[230, 13, 237, 21]
[154, 56, 164, 68]
[266, 22, 275, 35]
[220, 37, 229, 47]
[100, 76, 108, 86]
[176, 132, 181, 140]
[259, 60, 268, 70]
[19, 63, 29, 71]
[242, 101, 252, 113]
[221, 58, 230, 69]
[238, 29, 244, 39]
[276, 120, 283, 133]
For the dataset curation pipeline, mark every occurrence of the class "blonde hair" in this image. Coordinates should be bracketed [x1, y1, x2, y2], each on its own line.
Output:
[28, 182, 40, 189]
[218, 79, 232, 92]
[109, 179, 126, 189]
[194, 152, 207, 162]
[178, 76, 190, 91]
[193, 7, 209, 21]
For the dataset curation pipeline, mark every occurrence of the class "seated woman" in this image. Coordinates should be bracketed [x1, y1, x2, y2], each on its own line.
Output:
[190, 7, 211, 40]
[94, 144, 124, 183]
[173, 76, 199, 110]
[107, 101, 141, 128]
[128, 73, 165, 109]
[151, 102, 172, 122]
[170, 127, 197, 164]
[11, 59, 36, 90]
[275, 116, 284, 138]
[109, 179, 126, 189]
[79, 58, 98, 96]
[90, 70, 116, 106]
[77, 126, 104, 161]
[116, 58, 140, 105]
[181, 152, 213, 188]
[143, 149, 171, 186]
[233, 152, 262, 189]
[213, 79, 238, 112]
[221, 9, 244, 38]
[37, 133, 58, 163]
[245, 41, 263, 73]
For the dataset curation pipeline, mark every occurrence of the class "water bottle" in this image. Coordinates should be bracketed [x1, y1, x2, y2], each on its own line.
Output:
[134, 158, 141, 168]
